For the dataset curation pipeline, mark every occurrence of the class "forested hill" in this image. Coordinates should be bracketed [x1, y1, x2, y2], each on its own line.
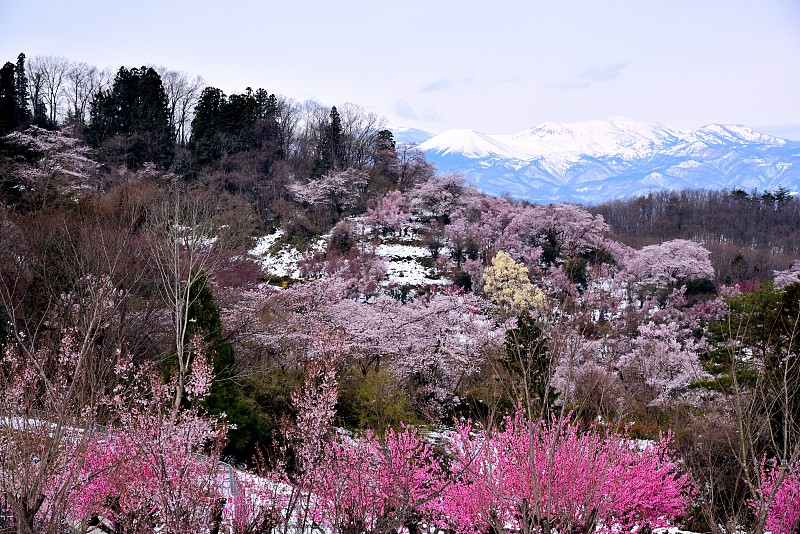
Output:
[592, 188, 800, 284]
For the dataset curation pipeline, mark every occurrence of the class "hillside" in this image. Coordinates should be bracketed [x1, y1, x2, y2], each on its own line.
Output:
[0, 53, 799, 533]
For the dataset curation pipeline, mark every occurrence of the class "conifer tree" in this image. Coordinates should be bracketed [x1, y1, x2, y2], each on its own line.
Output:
[14, 54, 30, 127]
[184, 274, 263, 460]
[0, 62, 16, 134]
[87, 66, 174, 169]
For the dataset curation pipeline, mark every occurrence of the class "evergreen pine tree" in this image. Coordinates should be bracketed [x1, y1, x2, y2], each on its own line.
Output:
[0, 62, 17, 134]
[87, 66, 174, 169]
[190, 86, 226, 166]
[311, 106, 344, 178]
[14, 54, 30, 127]
[329, 105, 344, 168]
[503, 311, 557, 413]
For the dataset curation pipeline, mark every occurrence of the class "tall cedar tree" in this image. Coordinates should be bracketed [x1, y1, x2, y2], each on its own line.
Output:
[0, 62, 17, 134]
[311, 106, 344, 178]
[14, 54, 31, 128]
[86, 66, 174, 169]
[185, 274, 264, 460]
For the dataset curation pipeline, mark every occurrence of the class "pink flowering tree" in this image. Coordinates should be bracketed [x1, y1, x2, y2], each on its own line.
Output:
[626, 239, 714, 293]
[408, 174, 478, 222]
[0, 334, 105, 533]
[261, 278, 505, 419]
[502, 203, 609, 267]
[616, 320, 709, 406]
[290, 168, 370, 217]
[773, 260, 800, 289]
[752, 461, 800, 534]
[308, 425, 445, 534]
[68, 348, 228, 533]
[365, 190, 411, 237]
[436, 411, 694, 534]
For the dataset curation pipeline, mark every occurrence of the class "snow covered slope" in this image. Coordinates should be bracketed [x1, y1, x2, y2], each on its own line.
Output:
[401, 118, 800, 204]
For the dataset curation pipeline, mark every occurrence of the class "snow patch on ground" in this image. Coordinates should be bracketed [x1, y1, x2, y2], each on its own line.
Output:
[249, 218, 452, 289]
[248, 230, 326, 279]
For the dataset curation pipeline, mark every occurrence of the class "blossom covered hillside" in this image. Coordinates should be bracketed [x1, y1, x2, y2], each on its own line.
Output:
[0, 52, 799, 533]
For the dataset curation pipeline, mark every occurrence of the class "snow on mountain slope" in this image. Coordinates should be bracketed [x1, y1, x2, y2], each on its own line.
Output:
[391, 127, 435, 145]
[401, 118, 800, 204]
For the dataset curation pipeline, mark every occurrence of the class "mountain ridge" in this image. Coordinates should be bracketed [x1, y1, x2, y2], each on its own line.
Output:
[394, 118, 800, 204]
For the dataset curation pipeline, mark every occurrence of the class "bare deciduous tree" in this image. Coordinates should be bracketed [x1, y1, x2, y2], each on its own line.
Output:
[156, 67, 205, 145]
[29, 56, 70, 125]
[62, 62, 108, 126]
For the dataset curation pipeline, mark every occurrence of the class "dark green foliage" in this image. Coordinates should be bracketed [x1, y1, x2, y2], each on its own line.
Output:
[0, 54, 31, 134]
[729, 252, 753, 283]
[708, 281, 782, 365]
[328, 222, 355, 254]
[563, 256, 588, 288]
[374, 129, 398, 182]
[185, 274, 266, 461]
[0, 62, 17, 134]
[14, 54, 30, 127]
[706, 280, 800, 456]
[450, 268, 472, 291]
[503, 311, 556, 413]
[540, 240, 558, 267]
[337, 367, 419, 431]
[189, 86, 281, 168]
[765, 281, 800, 449]
[86, 66, 174, 169]
[311, 106, 344, 178]
[684, 277, 716, 296]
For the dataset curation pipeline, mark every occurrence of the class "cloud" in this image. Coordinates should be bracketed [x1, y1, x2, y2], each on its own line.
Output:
[392, 99, 442, 122]
[420, 79, 454, 93]
[419, 76, 474, 94]
[549, 62, 627, 91]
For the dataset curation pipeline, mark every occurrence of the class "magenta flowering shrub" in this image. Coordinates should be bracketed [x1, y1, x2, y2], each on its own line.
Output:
[309, 426, 445, 533]
[753, 461, 800, 534]
[435, 411, 694, 534]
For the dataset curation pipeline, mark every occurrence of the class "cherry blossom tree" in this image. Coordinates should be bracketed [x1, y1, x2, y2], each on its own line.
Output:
[503, 203, 609, 266]
[774, 260, 800, 289]
[616, 320, 709, 405]
[290, 168, 369, 217]
[626, 239, 714, 290]
[408, 174, 477, 221]
[260, 278, 504, 419]
[365, 190, 410, 237]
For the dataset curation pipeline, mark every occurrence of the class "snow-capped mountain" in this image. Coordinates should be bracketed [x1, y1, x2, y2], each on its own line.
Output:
[400, 118, 800, 204]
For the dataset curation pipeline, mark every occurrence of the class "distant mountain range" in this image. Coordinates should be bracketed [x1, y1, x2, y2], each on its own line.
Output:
[392, 118, 800, 204]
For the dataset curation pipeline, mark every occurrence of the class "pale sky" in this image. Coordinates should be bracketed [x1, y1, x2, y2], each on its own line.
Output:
[1, 0, 799, 138]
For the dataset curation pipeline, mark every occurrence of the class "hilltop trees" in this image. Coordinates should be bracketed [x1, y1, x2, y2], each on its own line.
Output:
[0, 54, 32, 134]
[190, 86, 281, 167]
[86, 66, 174, 169]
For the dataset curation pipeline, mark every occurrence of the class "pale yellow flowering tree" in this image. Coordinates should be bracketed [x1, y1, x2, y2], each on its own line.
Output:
[483, 251, 546, 313]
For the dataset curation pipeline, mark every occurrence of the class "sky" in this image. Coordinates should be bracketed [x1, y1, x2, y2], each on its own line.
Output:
[1, 0, 799, 138]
